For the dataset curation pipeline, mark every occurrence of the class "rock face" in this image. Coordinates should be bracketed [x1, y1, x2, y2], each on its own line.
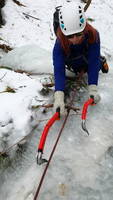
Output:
[0, 0, 6, 27]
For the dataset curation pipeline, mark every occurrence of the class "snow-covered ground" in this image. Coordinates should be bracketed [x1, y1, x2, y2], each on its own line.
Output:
[0, 0, 113, 200]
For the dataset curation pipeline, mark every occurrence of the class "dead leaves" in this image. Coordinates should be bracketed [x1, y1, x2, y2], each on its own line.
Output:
[0, 44, 13, 52]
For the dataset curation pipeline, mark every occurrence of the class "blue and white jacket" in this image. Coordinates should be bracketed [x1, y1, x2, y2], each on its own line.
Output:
[53, 32, 101, 91]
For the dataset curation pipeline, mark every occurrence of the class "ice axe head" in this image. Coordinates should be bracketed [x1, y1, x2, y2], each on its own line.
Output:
[36, 151, 48, 165]
[81, 119, 89, 135]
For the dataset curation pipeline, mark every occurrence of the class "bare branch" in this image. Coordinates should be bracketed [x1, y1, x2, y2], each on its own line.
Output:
[32, 103, 80, 112]
[12, 0, 26, 7]
[0, 124, 38, 156]
[0, 72, 7, 81]
[84, 0, 92, 12]
[42, 83, 54, 88]
[23, 13, 40, 21]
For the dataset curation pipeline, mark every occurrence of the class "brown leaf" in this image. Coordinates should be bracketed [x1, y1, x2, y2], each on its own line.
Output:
[0, 44, 13, 52]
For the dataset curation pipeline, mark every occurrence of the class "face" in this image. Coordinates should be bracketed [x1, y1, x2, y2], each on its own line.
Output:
[66, 32, 84, 44]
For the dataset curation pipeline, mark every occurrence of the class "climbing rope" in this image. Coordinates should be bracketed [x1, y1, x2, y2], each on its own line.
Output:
[33, 79, 79, 199]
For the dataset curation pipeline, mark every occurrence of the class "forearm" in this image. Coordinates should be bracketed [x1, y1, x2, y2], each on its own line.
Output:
[88, 42, 101, 85]
[54, 64, 66, 91]
[88, 67, 99, 85]
[53, 40, 66, 91]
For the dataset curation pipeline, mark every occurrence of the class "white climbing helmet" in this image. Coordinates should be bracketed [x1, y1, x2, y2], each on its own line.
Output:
[59, 1, 86, 36]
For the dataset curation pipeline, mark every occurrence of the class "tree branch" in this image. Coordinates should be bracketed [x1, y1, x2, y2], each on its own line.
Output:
[23, 12, 40, 21]
[12, 0, 26, 7]
[32, 103, 80, 113]
[84, 0, 92, 12]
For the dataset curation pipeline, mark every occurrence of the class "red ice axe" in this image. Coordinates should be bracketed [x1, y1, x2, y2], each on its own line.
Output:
[81, 97, 94, 135]
[36, 108, 60, 165]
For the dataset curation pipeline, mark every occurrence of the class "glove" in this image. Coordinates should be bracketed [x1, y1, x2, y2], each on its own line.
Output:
[88, 84, 101, 104]
[53, 91, 66, 115]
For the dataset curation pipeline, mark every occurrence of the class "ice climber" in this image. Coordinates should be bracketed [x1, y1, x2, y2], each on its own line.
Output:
[52, 1, 109, 115]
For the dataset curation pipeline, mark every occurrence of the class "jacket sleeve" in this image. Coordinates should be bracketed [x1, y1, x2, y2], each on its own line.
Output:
[52, 39, 66, 91]
[87, 32, 101, 85]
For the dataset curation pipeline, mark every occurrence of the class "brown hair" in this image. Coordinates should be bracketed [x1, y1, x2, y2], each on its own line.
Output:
[56, 23, 99, 55]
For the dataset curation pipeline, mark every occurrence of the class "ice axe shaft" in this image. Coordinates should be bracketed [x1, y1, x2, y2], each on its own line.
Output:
[82, 98, 94, 120]
[81, 98, 94, 135]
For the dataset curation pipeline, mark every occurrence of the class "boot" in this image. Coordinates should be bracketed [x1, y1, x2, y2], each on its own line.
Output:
[100, 56, 109, 73]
